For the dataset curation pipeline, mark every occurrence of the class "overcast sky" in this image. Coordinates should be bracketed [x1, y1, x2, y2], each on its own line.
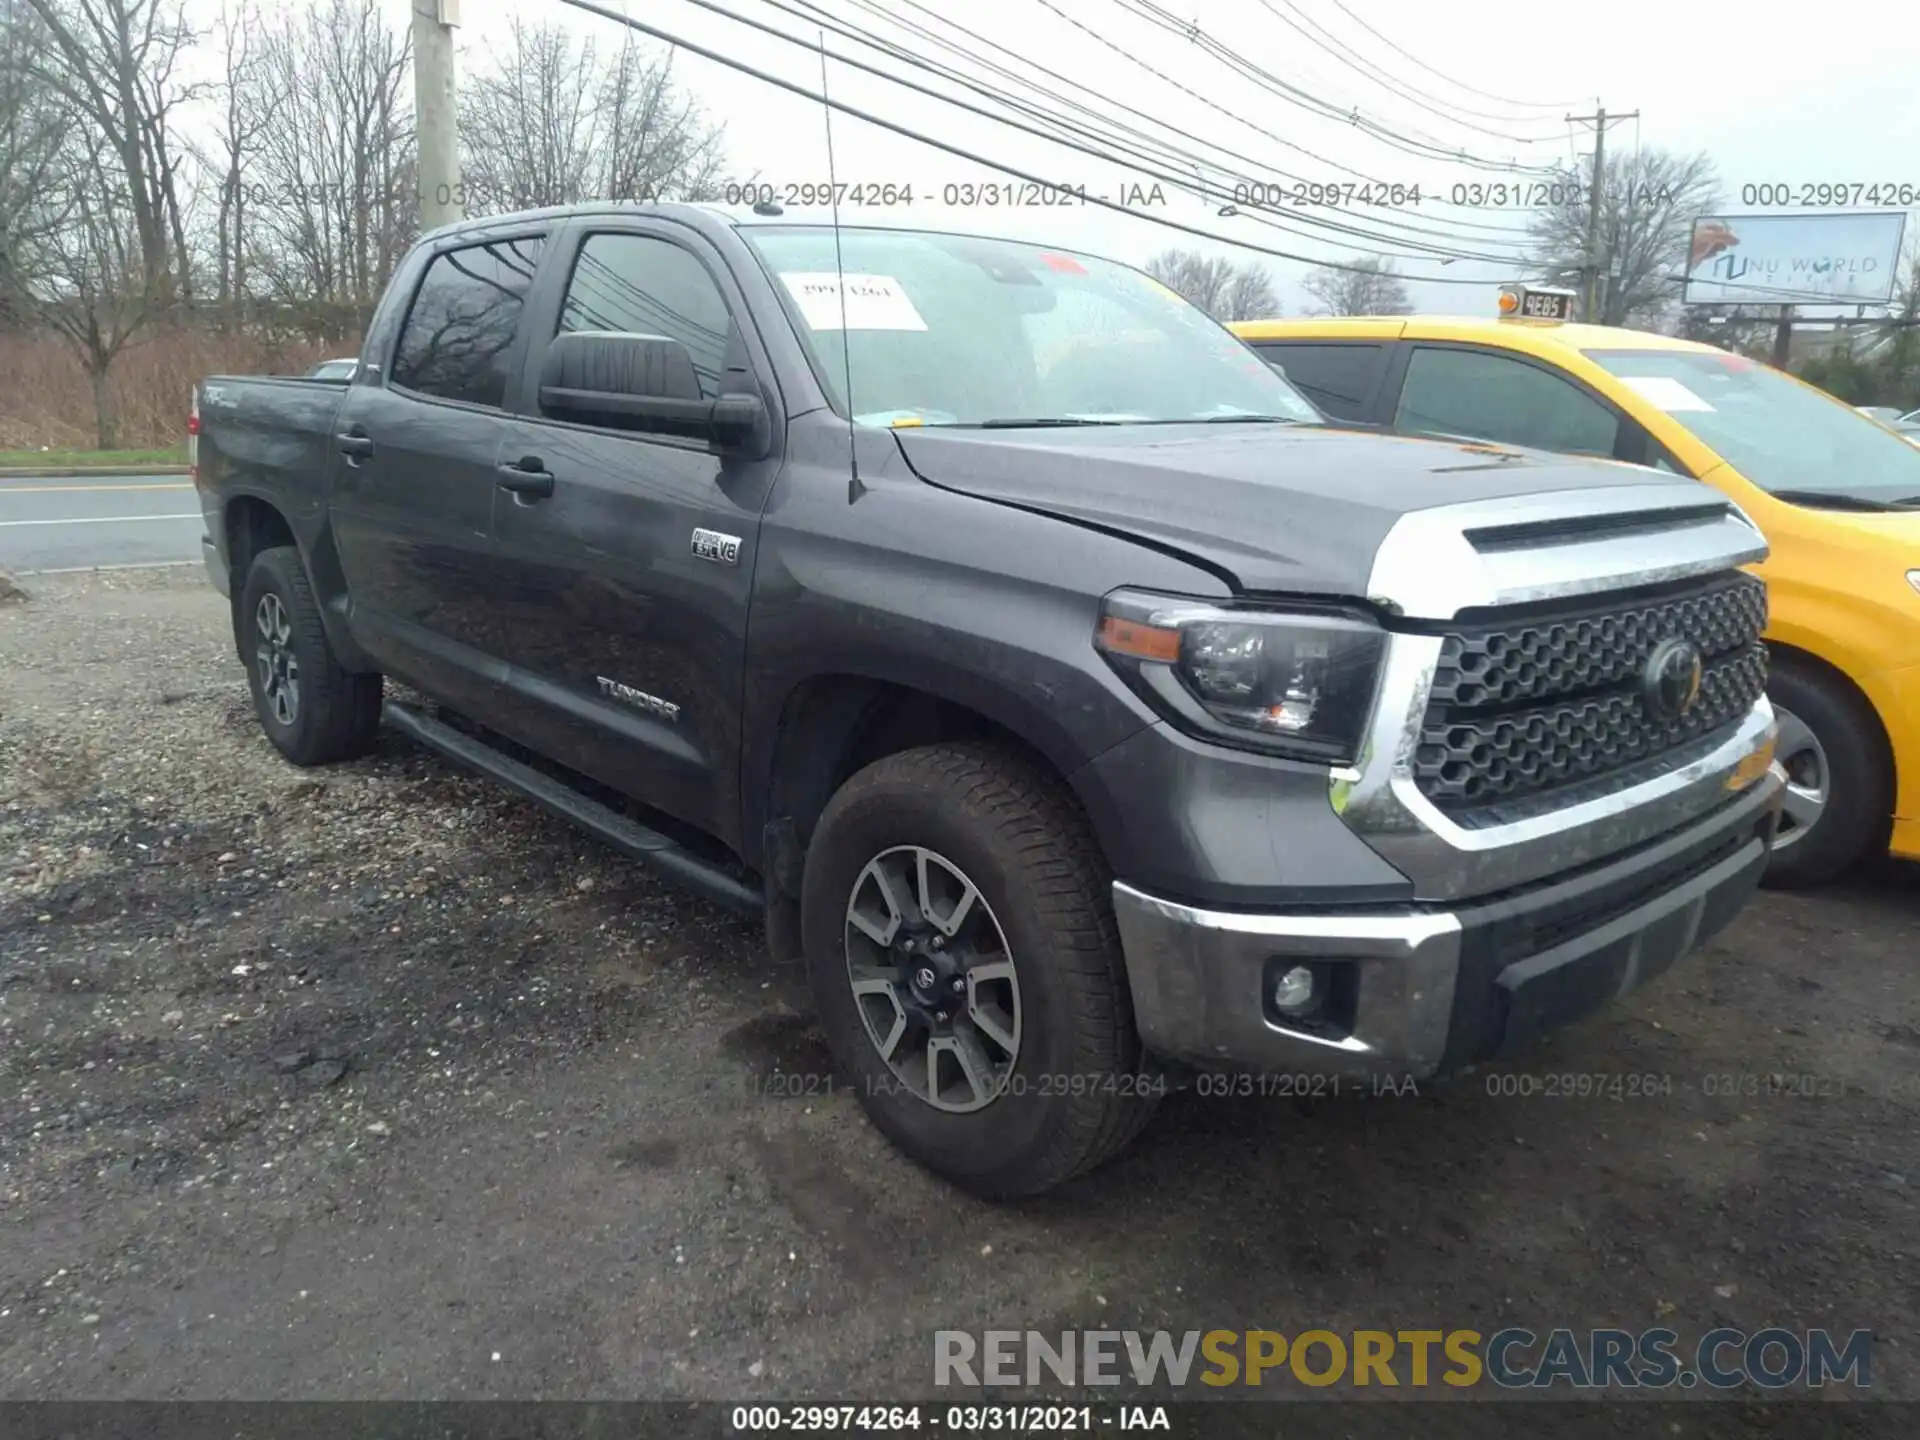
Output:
[377, 0, 1919, 315]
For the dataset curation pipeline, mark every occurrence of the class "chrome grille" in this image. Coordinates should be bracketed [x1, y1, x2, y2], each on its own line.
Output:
[1412, 573, 1768, 813]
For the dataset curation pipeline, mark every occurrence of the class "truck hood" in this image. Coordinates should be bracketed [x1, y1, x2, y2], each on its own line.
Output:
[892, 422, 1678, 595]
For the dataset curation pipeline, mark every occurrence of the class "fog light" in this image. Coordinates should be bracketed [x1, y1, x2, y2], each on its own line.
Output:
[1272, 964, 1318, 1013]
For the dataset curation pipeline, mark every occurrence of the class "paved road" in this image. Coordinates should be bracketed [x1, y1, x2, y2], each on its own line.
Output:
[0, 472, 201, 573]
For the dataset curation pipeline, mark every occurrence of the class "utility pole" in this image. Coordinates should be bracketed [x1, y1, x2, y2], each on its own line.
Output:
[413, 0, 463, 233]
[1565, 105, 1640, 323]
[1771, 305, 1794, 369]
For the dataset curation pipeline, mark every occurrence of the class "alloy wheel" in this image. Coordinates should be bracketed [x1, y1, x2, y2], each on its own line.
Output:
[1771, 706, 1829, 851]
[254, 592, 300, 727]
[843, 845, 1022, 1113]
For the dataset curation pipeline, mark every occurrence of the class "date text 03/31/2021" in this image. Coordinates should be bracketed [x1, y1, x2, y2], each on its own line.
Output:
[739, 1071, 1420, 1102]
[727, 1404, 1174, 1433]
[720, 180, 1169, 208]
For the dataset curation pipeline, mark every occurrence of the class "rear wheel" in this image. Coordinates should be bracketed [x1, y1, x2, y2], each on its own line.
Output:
[1763, 664, 1890, 889]
[801, 743, 1158, 1197]
[239, 545, 383, 767]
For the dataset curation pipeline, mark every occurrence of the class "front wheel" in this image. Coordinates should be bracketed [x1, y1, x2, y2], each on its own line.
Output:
[1762, 665, 1890, 889]
[800, 743, 1158, 1196]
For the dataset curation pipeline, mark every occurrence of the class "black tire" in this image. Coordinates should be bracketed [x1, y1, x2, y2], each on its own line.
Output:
[238, 545, 383, 767]
[1762, 663, 1890, 890]
[800, 743, 1158, 1197]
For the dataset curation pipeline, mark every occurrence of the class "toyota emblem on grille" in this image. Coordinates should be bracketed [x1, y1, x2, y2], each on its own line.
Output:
[1642, 637, 1705, 720]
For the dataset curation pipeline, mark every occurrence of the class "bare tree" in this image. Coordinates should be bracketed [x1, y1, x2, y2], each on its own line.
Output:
[1300, 255, 1413, 317]
[19, 0, 199, 301]
[0, 0, 72, 324]
[1529, 148, 1721, 329]
[5, 133, 164, 444]
[458, 19, 727, 214]
[191, 0, 275, 317]
[1143, 248, 1278, 321]
[241, 0, 413, 337]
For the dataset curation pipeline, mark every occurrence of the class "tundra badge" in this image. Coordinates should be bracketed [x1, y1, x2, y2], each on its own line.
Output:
[597, 677, 681, 722]
[691, 528, 742, 565]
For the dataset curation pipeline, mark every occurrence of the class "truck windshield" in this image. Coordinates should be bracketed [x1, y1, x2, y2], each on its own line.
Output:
[741, 225, 1320, 428]
[1585, 348, 1920, 504]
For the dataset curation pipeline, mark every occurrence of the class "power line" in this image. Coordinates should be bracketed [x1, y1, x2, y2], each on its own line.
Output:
[1107, 0, 1565, 176]
[1252, 0, 1573, 140]
[551, 0, 1532, 283]
[786, 0, 1543, 254]
[681, 0, 1537, 265]
[1319, 0, 1587, 112]
[862, 0, 1552, 239]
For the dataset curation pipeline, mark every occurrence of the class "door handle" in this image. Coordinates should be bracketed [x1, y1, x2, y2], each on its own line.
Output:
[336, 432, 374, 458]
[496, 462, 555, 499]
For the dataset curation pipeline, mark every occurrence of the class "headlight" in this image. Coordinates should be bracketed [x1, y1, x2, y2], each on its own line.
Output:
[1096, 589, 1387, 762]
[1908, 569, 1920, 596]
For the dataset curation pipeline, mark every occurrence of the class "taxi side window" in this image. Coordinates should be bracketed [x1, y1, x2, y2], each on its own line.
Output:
[1253, 342, 1385, 422]
[1395, 346, 1619, 456]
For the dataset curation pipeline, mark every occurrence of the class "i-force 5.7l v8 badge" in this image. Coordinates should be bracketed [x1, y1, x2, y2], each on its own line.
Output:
[691, 528, 742, 566]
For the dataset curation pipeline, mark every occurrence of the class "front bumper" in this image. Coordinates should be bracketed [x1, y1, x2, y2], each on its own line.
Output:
[1111, 764, 1783, 1078]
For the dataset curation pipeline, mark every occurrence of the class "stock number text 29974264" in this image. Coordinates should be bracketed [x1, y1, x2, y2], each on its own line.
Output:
[721, 180, 1170, 209]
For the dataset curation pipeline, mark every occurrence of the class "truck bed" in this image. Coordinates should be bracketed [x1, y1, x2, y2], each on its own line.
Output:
[195, 375, 352, 510]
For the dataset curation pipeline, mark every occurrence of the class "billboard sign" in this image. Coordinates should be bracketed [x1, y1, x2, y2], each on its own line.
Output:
[1683, 211, 1908, 306]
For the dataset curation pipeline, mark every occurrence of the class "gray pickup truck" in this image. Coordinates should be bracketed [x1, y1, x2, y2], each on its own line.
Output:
[191, 203, 1784, 1195]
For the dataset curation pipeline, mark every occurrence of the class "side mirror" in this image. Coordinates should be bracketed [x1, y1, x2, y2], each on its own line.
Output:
[539, 331, 768, 457]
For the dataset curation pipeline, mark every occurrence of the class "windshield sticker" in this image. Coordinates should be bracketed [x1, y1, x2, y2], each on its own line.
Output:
[779, 272, 927, 332]
[1040, 253, 1087, 274]
[1617, 375, 1716, 412]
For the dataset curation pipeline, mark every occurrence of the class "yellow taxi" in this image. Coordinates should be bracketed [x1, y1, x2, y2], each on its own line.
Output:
[1233, 288, 1920, 887]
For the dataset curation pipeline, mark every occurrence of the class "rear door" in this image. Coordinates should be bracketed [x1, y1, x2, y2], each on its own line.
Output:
[479, 219, 786, 845]
[328, 228, 548, 709]
[1245, 338, 1396, 423]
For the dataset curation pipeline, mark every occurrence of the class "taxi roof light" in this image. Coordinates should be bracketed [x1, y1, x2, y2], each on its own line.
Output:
[1498, 283, 1577, 324]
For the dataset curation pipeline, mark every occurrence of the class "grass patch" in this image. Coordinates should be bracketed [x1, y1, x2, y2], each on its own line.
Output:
[0, 446, 188, 469]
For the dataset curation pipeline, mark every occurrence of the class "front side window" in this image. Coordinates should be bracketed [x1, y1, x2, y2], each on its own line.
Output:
[557, 234, 734, 399]
[739, 225, 1320, 428]
[390, 236, 545, 408]
[1395, 347, 1619, 456]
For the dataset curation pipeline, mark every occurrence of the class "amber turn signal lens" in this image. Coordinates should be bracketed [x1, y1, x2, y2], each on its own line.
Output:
[1097, 614, 1182, 663]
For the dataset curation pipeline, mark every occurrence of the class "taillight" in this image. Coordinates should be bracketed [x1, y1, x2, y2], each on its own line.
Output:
[188, 390, 200, 481]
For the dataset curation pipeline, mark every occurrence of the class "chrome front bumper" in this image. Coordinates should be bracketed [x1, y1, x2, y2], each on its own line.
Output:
[1112, 762, 1784, 1078]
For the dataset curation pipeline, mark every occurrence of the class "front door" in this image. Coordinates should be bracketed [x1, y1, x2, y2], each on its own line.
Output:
[480, 225, 782, 845]
[328, 231, 547, 710]
[1383, 342, 1631, 459]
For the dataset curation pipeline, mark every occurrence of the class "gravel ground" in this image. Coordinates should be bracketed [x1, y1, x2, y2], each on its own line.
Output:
[2, 567, 1918, 1423]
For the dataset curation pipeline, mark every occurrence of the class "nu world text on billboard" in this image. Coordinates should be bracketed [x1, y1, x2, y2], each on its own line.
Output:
[1683, 210, 1908, 305]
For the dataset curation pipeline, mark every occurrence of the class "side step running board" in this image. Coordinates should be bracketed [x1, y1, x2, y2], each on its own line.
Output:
[383, 701, 764, 916]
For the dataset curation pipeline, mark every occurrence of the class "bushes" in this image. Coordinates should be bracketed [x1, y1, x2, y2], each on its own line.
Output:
[0, 325, 354, 451]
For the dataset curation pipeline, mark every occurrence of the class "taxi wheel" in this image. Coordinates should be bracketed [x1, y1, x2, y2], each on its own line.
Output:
[1761, 665, 1890, 890]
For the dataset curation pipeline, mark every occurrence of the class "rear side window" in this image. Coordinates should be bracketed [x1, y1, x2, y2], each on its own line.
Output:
[1395, 346, 1619, 456]
[1253, 342, 1386, 421]
[391, 236, 546, 408]
[558, 233, 733, 399]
